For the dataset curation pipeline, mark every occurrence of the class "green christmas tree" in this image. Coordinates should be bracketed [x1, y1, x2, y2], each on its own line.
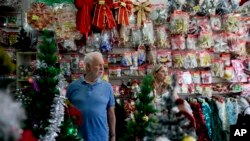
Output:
[20, 30, 82, 140]
[122, 75, 157, 141]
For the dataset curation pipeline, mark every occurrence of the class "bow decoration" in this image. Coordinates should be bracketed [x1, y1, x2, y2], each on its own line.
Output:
[92, 0, 116, 30]
[113, 0, 133, 26]
[132, 0, 151, 27]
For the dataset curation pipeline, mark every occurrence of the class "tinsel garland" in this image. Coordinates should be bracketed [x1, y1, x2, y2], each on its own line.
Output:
[40, 94, 66, 141]
[36, 58, 67, 141]
[39, 73, 67, 141]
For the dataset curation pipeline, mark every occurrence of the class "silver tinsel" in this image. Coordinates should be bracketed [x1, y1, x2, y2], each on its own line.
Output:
[39, 74, 68, 141]
[39, 94, 66, 141]
[36, 60, 48, 69]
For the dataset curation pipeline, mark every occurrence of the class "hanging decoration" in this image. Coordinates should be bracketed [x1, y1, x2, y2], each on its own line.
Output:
[74, 0, 94, 37]
[132, 0, 151, 27]
[27, 3, 54, 31]
[113, 0, 133, 26]
[92, 0, 116, 30]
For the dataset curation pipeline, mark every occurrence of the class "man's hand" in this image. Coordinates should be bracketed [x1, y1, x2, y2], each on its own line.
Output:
[110, 136, 115, 141]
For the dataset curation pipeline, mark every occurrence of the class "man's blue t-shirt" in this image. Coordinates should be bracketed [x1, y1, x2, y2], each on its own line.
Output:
[66, 77, 115, 141]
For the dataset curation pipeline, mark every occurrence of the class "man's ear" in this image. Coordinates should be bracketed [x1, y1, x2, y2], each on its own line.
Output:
[85, 64, 90, 71]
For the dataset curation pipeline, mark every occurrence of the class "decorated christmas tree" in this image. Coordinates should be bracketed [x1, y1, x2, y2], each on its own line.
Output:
[122, 75, 157, 141]
[147, 75, 196, 141]
[19, 30, 82, 140]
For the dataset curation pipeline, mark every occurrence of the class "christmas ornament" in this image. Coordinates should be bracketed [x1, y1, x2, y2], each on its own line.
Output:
[113, 0, 133, 26]
[75, 0, 94, 36]
[181, 135, 196, 141]
[92, 0, 116, 30]
[27, 3, 54, 31]
[132, 0, 151, 27]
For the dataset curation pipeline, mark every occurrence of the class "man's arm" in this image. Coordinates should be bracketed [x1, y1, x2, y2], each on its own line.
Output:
[108, 106, 116, 141]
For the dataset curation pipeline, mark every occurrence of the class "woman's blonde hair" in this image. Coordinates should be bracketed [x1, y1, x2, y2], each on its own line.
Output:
[151, 64, 168, 91]
[151, 64, 164, 76]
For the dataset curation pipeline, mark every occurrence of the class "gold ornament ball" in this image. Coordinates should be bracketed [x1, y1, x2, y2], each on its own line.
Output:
[142, 115, 149, 122]
[181, 135, 196, 141]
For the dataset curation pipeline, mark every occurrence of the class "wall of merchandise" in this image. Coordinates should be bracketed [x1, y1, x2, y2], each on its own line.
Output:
[0, 0, 250, 98]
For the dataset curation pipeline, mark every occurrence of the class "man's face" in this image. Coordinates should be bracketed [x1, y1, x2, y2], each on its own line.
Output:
[88, 56, 104, 79]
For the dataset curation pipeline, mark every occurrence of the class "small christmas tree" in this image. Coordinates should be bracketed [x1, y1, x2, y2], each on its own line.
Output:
[20, 30, 82, 140]
[147, 75, 196, 141]
[122, 75, 157, 141]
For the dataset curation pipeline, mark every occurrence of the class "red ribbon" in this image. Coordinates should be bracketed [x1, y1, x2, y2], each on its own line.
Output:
[113, 0, 133, 26]
[92, 0, 116, 30]
[74, 0, 94, 37]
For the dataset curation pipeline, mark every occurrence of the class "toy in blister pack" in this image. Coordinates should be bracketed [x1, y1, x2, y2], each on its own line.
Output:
[213, 33, 229, 53]
[169, 10, 189, 35]
[182, 71, 192, 84]
[188, 17, 199, 35]
[186, 34, 197, 50]
[138, 66, 146, 76]
[172, 51, 184, 68]
[197, 32, 213, 49]
[130, 66, 139, 76]
[131, 27, 142, 47]
[111, 28, 120, 48]
[109, 66, 121, 77]
[201, 70, 212, 84]
[202, 84, 212, 97]
[132, 51, 139, 67]
[100, 29, 112, 52]
[147, 45, 157, 65]
[220, 53, 231, 66]
[171, 34, 186, 50]
[119, 25, 130, 45]
[155, 26, 169, 48]
[197, 16, 212, 33]
[198, 0, 219, 16]
[149, 3, 168, 25]
[60, 60, 71, 76]
[222, 14, 241, 33]
[70, 54, 79, 73]
[121, 67, 131, 76]
[137, 45, 146, 65]
[53, 3, 81, 40]
[63, 39, 77, 51]
[121, 52, 133, 67]
[157, 50, 172, 67]
[183, 52, 197, 69]
[210, 15, 222, 31]
[198, 51, 212, 67]
[224, 66, 235, 81]
[142, 20, 155, 45]
[191, 71, 201, 84]
[211, 59, 224, 78]
[231, 59, 247, 82]
[194, 84, 203, 94]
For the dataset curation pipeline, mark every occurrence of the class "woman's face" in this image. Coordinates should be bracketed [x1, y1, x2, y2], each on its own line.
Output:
[154, 66, 168, 82]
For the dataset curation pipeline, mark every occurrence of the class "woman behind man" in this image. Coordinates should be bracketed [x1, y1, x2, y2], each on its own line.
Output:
[151, 64, 193, 116]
